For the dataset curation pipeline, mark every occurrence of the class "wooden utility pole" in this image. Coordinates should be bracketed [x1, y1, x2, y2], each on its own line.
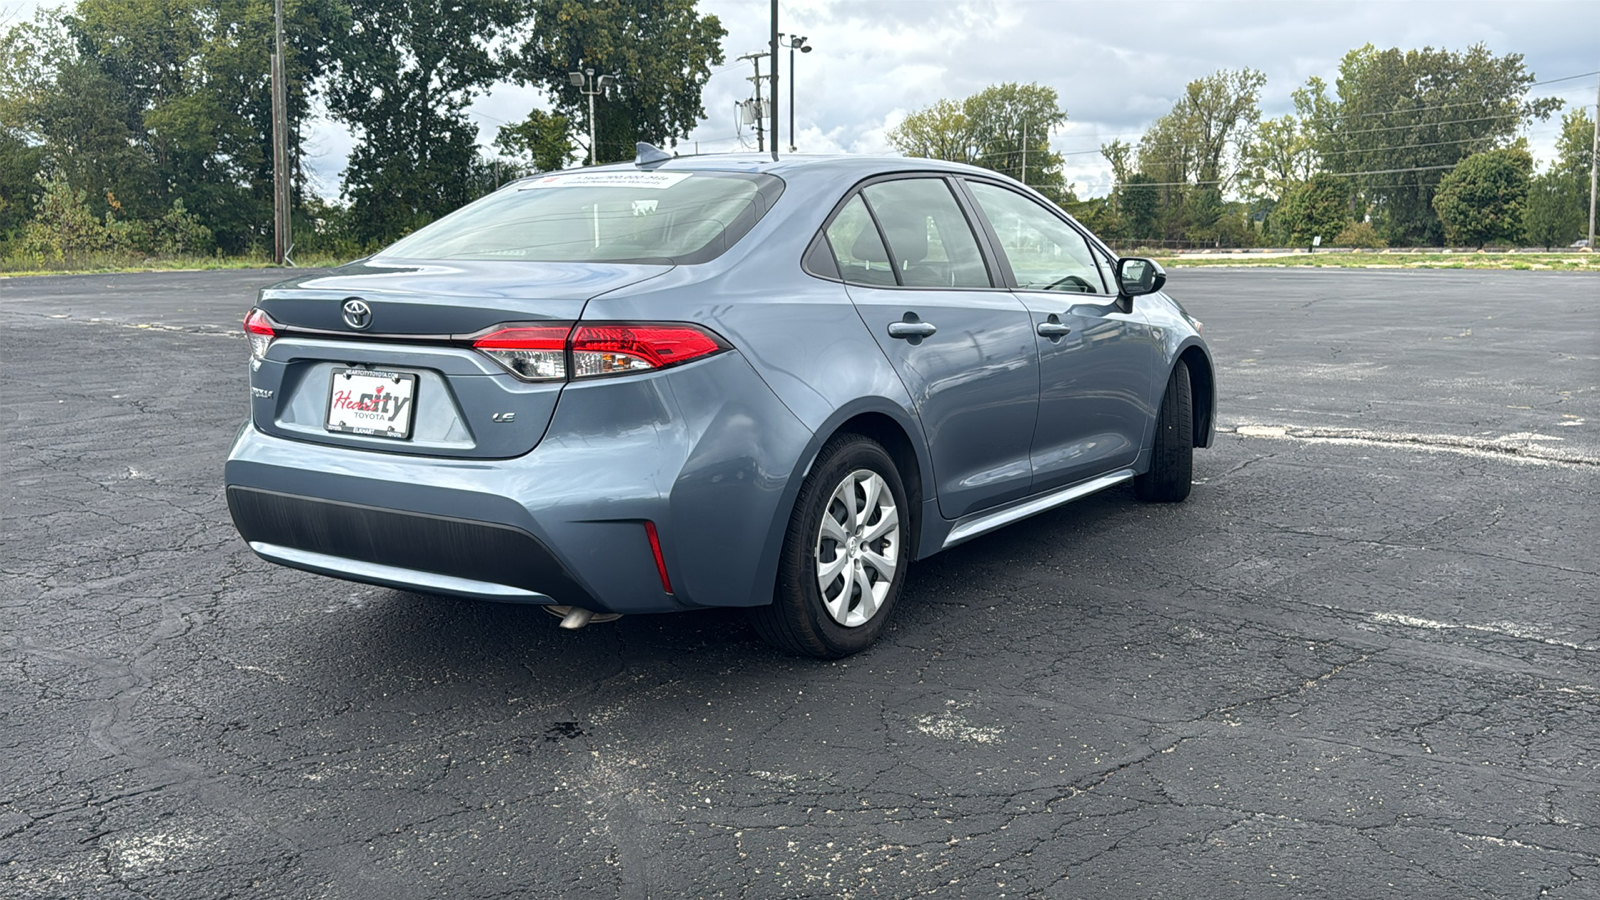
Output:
[1589, 70, 1597, 250]
[738, 52, 768, 152]
[271, 0, 291, 265]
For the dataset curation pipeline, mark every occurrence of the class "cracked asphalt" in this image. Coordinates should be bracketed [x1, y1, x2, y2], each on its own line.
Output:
[2, 267, 1597, 898]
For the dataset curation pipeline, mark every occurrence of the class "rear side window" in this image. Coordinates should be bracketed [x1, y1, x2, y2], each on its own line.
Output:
[861, 179, 991, 288]
[824, 194, 897, 286]
[382, 171, 785, 265]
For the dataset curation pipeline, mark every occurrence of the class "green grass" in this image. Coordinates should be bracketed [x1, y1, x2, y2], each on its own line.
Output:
[0, 251, 356, 277]
[1148, 251, 1600, 271]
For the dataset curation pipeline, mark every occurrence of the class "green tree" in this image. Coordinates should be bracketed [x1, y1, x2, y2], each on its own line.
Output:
[0, 128, 44, 239]
[1239, 114, 1317, 202]
[890, 82, 1070, 190]
[2, 0, 342, 253]
[1552, 106, 1595, 181]
[1272, 173, 1351, 245]
[508, 0, 725, 164]
[495, 109, 577, 173]
[1118, 173, 1161, 243]
[1298, 43, 1559, 246]
[1432, 146, 1532, 247]
[1523, 170, 1585, 249]
[1133, 68, 1265, 241]
[965, 82, 1069, 188]
[888, 98, 978, 165]
[327, 0, 521, 244]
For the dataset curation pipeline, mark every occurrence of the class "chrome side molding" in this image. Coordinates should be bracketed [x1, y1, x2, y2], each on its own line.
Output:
[942, 469, 1136, 549]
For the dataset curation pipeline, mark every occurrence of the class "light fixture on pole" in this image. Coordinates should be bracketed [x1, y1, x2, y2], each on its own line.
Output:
[569, 67, 616, 166]
[779, 34, 811, 153]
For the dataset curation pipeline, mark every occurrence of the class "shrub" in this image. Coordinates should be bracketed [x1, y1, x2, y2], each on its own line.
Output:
[1333, 221, 1385, 248]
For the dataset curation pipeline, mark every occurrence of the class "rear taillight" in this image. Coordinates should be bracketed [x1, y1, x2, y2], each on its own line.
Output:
[472, 322, 727, 382]
[570, 324, 727, 378]
[472, 324, 573, 381]
[244, 308, 278, 361]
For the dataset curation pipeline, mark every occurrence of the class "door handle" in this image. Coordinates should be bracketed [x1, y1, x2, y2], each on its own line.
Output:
[1037, 315, 1072, 339]
[887, 320, 937, 339]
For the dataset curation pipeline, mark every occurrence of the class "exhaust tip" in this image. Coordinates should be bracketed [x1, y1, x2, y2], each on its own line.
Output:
[544, 605, 623, 630]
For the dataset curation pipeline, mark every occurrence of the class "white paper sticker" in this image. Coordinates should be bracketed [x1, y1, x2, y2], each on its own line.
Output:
[520, 171, 691, 190]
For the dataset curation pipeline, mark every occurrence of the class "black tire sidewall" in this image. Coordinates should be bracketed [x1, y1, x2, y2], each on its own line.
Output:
[776, 435, 910, 657]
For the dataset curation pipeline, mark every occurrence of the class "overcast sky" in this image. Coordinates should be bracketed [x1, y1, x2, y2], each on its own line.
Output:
[8, 0, 1598, 199]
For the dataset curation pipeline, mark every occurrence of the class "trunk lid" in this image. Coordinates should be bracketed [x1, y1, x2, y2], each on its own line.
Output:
[249, 259, 670, 459]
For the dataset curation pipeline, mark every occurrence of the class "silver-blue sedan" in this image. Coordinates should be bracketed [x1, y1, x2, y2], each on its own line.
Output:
[225, 150, 1215, 658]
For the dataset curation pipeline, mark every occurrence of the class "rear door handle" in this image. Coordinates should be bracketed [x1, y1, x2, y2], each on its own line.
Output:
[887, 321, 938, 339]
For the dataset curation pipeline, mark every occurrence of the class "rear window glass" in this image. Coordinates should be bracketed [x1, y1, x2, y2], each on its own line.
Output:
[382, 171, 785, 265]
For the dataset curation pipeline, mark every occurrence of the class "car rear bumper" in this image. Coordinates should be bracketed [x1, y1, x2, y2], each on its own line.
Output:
[223, 352, 815, 615]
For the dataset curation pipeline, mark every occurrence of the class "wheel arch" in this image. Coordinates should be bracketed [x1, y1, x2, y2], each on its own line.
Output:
[1176, 342, 1215, 449]
[763, 400, 931, 594]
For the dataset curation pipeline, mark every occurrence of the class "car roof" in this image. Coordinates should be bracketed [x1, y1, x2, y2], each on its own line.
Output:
[521, 153, 1001, 181]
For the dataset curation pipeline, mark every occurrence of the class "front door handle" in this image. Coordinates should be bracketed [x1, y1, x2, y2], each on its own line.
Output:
[1037, 315, 1072, 339]
[887, 319, 937, 339]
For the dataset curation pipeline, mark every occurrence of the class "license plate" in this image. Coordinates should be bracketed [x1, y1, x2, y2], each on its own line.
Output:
[326, 368, 418, 440]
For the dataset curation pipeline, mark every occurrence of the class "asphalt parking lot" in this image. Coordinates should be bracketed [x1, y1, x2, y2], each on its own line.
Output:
[3, 267, 1596, 898]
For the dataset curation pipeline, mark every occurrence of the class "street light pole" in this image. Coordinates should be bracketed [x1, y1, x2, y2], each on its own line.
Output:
[780, 34, 811, 153]
[569, 68, 616, 166]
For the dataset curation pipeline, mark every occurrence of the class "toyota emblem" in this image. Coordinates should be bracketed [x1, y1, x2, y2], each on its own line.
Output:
[342, 298, 372, 330]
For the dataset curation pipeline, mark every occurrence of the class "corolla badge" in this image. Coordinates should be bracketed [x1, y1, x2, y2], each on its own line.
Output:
[342, 298, 373, 330]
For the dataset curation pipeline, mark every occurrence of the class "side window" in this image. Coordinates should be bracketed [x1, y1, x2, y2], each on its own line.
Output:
[860, 179, 991, 288]
[824, 194, 897, 287]
[1093, 248, 1119, 295]
[967, 182, 1107, 294]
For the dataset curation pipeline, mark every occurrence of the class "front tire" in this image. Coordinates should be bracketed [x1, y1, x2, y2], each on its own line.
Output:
[1135, 359, 1193, 502]
[750, 434, 909, 659]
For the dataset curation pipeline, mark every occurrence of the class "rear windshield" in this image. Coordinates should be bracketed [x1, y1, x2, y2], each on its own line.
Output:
[381, 170, 785, 265]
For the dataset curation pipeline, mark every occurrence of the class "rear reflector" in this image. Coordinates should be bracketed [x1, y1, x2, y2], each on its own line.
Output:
[644, 521, 673, 594]
[471, 324, 573, 381]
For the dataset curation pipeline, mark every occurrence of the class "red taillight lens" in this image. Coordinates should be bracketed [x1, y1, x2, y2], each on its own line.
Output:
[243, 308, 278, 361]
[470, 322, 727, 381]
[471, 324, 574, 381]
[569, 324, 727, 378]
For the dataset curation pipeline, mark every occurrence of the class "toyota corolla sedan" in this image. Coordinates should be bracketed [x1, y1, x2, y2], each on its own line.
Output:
[225, 149, 1214, 658]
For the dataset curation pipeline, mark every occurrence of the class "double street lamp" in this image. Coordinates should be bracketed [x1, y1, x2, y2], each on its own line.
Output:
[778, 34, 811, 152]
[568, 68, 617, 166]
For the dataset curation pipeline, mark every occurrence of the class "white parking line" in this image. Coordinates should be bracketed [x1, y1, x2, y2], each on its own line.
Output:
[1220, 422, 1600, 468]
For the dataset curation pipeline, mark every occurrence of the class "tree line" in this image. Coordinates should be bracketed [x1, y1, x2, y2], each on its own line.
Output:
[891, 45, 1595, 250]
[0, 0, 726, 267]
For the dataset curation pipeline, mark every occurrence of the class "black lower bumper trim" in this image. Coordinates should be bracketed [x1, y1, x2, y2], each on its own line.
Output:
[226, 487, 596, 606]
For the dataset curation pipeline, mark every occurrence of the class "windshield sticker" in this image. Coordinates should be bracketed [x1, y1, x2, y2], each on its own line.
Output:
[521, 171, 692, 190]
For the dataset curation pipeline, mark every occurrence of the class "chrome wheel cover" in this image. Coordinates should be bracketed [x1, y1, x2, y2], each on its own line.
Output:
[815, 468, 901, 627]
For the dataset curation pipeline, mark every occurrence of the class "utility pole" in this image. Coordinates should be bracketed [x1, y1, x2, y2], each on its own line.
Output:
[738, 52, 769, 152]
[1589, 70, 1597, 250]
[569, 68, 616, 166]
[270, 0, 291, 265]
[780, 34, 811, 153]
[769, 0, 779, 162]
[1021, 119, 1027, 186]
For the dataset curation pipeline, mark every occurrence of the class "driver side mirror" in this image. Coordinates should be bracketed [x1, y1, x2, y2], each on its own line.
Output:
[1116, 257, 1167, 300]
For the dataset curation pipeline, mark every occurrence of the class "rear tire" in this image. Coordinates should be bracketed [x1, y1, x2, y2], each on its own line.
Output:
[1135, 359, 1193, 503]
[749, 434, 909, 659]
